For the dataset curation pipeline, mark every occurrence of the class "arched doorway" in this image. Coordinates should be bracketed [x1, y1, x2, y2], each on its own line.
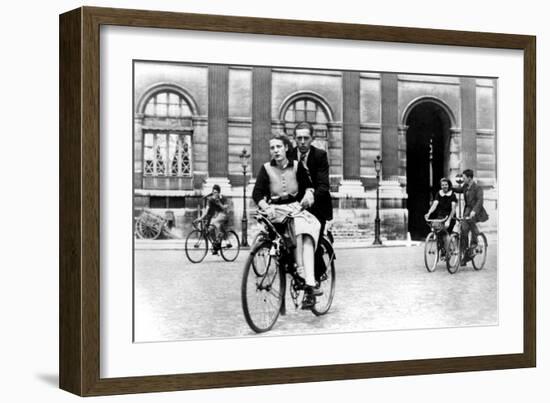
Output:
[405, 101, 452, 240]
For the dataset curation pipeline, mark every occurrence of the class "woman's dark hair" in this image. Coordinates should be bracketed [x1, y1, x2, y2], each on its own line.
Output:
[269, 132, 295, 159]
[439, 178, 452, 188]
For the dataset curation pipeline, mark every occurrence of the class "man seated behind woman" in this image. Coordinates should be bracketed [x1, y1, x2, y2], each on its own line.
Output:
[252, 133, 321, 309]
[425, 178, 457, 251]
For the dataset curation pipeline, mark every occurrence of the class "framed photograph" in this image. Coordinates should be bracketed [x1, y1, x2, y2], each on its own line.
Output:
[59, 6, 536, 396]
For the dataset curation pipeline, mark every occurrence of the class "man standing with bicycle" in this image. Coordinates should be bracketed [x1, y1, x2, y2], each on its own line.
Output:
[454, 169, 489, 266]
[290, 122, 333, 280]
[195, 184, 229, 255]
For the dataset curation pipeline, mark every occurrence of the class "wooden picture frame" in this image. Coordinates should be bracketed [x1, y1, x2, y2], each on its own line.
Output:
[59, 6, 536, 396]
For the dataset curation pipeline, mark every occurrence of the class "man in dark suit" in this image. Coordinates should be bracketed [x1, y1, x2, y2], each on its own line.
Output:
[454, 169, 489, 265]
[290, 122, 333, 278]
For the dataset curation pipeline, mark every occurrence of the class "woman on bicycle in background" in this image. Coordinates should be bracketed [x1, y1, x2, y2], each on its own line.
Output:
[252, 133, 321, 309]
[424, 177, 457, 251]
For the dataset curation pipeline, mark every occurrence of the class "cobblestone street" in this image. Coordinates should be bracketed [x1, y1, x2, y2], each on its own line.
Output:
[134, 241, 497, 342]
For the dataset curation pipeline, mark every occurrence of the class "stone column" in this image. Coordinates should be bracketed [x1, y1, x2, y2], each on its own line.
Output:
[381, 73, 399, 179]
[339, 71, 363, 195]
[460, 77, 477, 172]
[252, 67, 272, 177]
[449, 127, 462, 178]
[397, 125, 408, 179]
[206, 65, 231, 192]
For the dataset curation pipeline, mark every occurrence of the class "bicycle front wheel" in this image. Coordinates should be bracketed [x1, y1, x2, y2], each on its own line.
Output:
[185, 229, 208, 263]
[220, 230, 241, 262]
[311, 237, 336, 316]
[446, 233, 461, 274]
[471, 233, 488, 271]
[241, 241, 285, 333]
[424, 232, 439, 272]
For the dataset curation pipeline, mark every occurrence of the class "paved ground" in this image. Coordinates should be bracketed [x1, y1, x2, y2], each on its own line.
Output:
[134, 241, 497, 342]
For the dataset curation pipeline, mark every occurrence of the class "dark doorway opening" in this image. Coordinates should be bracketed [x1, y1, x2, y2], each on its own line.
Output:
[406, 102, 451, 240]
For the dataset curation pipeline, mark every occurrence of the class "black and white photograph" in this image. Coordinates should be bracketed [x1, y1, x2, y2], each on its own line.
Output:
[132, 60, 498, 342]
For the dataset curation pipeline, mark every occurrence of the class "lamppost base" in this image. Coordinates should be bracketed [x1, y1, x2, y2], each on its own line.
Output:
[373, 218, 382, 245]
[241, 218, 249, 247]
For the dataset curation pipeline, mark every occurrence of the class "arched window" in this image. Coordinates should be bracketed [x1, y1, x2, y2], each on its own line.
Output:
[143, 91, 193, 118]
[282, 96, 331, 150]
[141, 89, 194, 177]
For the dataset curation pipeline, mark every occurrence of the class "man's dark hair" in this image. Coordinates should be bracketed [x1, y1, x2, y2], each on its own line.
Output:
[212, 184, 221, 193]
[294, 121, 313, 136]
[462, 169, 474, 178]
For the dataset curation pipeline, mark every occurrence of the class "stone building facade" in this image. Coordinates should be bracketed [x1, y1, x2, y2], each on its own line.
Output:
[133, 61, 497, 241]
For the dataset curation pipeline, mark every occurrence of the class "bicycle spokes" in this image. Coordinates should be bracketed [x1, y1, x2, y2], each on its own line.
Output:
[242, 242, 284, 333]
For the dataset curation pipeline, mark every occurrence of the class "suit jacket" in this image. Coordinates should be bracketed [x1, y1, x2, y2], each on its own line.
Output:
[290, 146, 333, 221]
[454, 181, 489, 223]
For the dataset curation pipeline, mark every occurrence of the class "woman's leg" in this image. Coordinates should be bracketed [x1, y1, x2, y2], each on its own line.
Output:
[294, 235, 304, 277]
[301, 235, 316, 287]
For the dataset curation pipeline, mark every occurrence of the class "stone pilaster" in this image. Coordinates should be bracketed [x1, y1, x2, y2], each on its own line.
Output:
[460, 77, 477, 172]
[252, 67, 272, 177]
[208, 65, 229, 177]
[397, 125, 407, 178]
[381, 73, 399, 178]
[342, 71, 361, 180]
[449, 128, 462, 178]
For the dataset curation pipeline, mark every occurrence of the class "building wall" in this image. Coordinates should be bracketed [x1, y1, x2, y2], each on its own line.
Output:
[133, 62, 209, 193]
[271, 69, 344, 179]
[360, 73, 382, 178]
[133, 63, 498, 239]
[475, 79, 497, 186]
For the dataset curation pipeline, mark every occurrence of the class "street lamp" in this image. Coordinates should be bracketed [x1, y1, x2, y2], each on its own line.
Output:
[455, 173, 464, 218]
[239, 148, 251, 247]
[373, 155, 383, 245]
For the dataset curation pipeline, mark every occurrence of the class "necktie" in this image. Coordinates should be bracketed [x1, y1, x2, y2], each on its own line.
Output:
[300, 152, 312, 183]
[299, 151, 307, 166]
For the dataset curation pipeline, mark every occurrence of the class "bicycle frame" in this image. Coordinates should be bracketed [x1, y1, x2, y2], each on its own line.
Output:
[193, 219, 218, 243]
[253, 211, 335, 312]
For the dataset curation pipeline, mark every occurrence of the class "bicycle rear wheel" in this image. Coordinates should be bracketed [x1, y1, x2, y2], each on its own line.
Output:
[241, 241, 285, 333]
[471, 233, 488, 270]
[424, 232, 439, 272]
[220, 230, 240, 262]
[185, 229, 208, 263]
[446, 233, 461, 274]
[311, 237, 336, 316]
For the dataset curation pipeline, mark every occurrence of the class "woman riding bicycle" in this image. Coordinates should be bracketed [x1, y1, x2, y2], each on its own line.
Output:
[252, 133, 322, 309]
[424, 177, 457, 251]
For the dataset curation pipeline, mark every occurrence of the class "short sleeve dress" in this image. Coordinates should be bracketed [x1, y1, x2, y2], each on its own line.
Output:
[430, 190, 457, 232]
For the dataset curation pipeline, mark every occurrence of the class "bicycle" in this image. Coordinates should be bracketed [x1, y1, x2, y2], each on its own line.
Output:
[184, 219, 240, 263]
[241, 210, 336, 333]
[424, 217, 451, 272]
[446, 217, 488, 274]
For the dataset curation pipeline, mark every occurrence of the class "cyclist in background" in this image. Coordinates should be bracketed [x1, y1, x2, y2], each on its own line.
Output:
[425, 177, 457, 252]
[453, 169, 489, 266]
[195, 184, 229, 254]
